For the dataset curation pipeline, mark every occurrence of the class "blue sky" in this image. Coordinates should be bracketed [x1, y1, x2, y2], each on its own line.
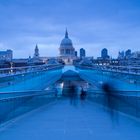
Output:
[0, 0, 140, 58]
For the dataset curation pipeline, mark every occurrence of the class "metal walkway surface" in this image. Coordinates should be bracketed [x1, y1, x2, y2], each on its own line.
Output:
[0, 99, 140, 140]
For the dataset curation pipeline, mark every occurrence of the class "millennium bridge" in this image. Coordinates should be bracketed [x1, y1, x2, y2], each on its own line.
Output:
[0, 64, 140, 140]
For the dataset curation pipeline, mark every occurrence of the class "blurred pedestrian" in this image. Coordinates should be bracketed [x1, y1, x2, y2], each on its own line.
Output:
[69, 84, 78, 106]
[80, 88, 87, 106]
[102, 82, 118, 124]
[80, 88, 86, 100]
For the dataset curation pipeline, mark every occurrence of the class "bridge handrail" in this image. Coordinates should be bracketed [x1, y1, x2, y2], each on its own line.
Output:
[76, 65, 140, 75]
[0, 64, 63, 71]
[87, 89, 140, 97]
[0, 89, 57, 101]
[0, 64, 63, 77]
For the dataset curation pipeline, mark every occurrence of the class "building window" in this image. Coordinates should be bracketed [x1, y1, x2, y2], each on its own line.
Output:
[66, 49, 70, 54]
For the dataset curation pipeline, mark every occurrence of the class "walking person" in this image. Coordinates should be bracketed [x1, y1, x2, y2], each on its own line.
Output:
[80, 88, 87, 105]
[102, 82, 118, 123]
[69, 84, 78, 106]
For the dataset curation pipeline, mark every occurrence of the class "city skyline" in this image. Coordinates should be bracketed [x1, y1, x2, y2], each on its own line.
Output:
[0, 0, 140, 58]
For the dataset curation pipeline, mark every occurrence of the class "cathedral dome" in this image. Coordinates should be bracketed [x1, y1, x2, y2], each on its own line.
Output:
[60, 38, 73, 47]
[59, 29, 76, 64]
[60, 29, 73, 48]
[59, 29, 75, 58]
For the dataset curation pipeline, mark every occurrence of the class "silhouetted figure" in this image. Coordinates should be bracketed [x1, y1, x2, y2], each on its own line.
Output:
[102, 82, 118, 124]
[102, 83, 114, 108]
[55, 91, 58, 97]
[8, 82, 11, 85]
[69, 84, 77, 106]
[80, 88, 87, 101]
[102, 83, 112, 94]
[80, 88, 87, 106]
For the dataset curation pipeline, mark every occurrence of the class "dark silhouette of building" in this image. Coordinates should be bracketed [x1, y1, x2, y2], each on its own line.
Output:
[125, 49, 131, 59]
[75, 51, 78, 57]
[118, 51, 125, 60]
[34, 44, 39, 58]
[0, 49, 13, 62]
[80, 48, 86, 59]
[101, 48, 110, 59]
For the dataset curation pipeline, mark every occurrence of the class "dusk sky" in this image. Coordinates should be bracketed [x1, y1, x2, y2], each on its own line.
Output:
[0, 0, 140, 58]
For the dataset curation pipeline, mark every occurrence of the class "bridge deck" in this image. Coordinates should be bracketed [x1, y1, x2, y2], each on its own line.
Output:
[0, 99, 140, 140]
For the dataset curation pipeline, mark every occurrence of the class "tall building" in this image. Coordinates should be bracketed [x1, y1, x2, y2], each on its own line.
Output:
[101, 48, 109, 59]
[59, 29, 76, 64]
[0, 49, 13, 62]
[80, 48, 86, 59]
[34, 44, 39, 58]
[75, 51, 78, 57]
[131, 51, 140, 59]
[118, 51, 125, 59]
[125, 49, 131, 59]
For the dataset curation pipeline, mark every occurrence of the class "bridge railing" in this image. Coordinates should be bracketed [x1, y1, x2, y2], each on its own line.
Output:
[0, 64, 63, 77]
[0, 65, 63, 92]
[0, 89, 58, 125]
[87, 89, 140, 118]
[76, 66, 140, 88]
[76, 64, 140, 75]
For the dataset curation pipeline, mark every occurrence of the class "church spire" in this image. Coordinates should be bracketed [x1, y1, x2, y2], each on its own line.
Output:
[35, 44, 38, 50]
[34, 44, 39, 58]
[65, 28, 68, 38]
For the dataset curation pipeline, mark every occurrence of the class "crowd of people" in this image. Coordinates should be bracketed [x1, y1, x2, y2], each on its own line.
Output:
[68, 84, 87, 106]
